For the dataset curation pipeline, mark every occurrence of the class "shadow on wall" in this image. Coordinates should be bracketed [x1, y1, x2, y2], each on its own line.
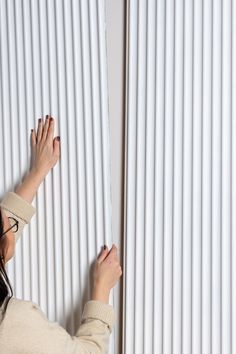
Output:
[64, 261, 95, 335]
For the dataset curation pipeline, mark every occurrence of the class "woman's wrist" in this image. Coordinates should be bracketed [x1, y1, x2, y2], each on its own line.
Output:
[15, 168, 46, 204]
[91, 284, 110, 304]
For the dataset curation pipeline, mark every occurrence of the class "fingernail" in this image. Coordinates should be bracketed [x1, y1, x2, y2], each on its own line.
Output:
[46, 115, 49, 119]
[50, 117, 53, 122]
[38, 118, 42, 123]
[56, 136, 60, 141]
[31, 129, 33, 133]
[103, 245, 106, 250]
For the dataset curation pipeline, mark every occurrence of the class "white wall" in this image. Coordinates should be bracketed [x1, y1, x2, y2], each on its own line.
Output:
[0, 2, 115, 352]
[1, 1, 235, 353]
[123, 0, 236, 353]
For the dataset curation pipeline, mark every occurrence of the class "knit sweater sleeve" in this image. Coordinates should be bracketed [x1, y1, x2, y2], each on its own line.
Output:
[0, 298, 115, 354]
[0, 192, 36, 242]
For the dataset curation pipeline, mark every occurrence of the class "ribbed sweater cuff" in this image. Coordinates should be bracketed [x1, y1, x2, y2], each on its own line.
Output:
[82, 301, 115, 332]
[0, 192, 36, 223]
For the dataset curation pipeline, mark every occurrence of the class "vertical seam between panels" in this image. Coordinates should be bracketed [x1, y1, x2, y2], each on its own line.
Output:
[191, 1, 194, 353]
[162, 0, 167, 352]
[181, 0, 185, 353]
[220, 0, 223, 352]
[97, 0, 106, 247]
[171, 0, 176, 353]
[123, 0, 130, 351]
[210, 0, 213, 352]
[200, 0, 203, 352]
[38, 0, 49, 315]
[78, 0, 87, 305]
[70, 0, 80, 329]
[143, 0, 148, 353]
[13, 0, 23, 296]
[29, 0, 38, 304]
[79, 0, 90, 297]
[88, 0, 97, 259]
[54, 0, 65, 320]
[230, 0, 233, 351]
[134, 0, 139, 352]
[153, 1, 158, 353]
[21, 0, 31, 299]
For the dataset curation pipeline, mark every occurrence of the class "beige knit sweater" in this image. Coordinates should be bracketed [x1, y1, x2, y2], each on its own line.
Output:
[0, 192, 114, 354]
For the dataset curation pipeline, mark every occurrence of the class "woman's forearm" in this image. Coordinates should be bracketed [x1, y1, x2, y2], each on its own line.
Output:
[15, 168, 45, 204]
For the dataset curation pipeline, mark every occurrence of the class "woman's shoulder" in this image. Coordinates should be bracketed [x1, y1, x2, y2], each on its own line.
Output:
[5, 296, 40, 313]
[1, 296, 45, 325]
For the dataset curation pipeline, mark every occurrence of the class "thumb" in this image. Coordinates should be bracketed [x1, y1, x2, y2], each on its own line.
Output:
[97, 245, 109, 264]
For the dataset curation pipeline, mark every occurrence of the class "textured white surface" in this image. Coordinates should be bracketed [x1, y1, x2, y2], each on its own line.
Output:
[123, 0, 235, 353]
[0, 0, 114, 349]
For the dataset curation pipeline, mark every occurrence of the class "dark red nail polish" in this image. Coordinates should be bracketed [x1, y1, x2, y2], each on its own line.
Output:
[103, 245, 106, 250]
[31, 129, 33, 133]
[38, 118, 42, 122]
[46, 115, 49, 119]
[50, 117, 53, 122]
[56, 136, 60, 141]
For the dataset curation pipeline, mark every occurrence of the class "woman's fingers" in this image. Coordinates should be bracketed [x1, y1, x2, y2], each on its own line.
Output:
[97, 245, 109, 264]
[31, 129, 36, 147]
[42, 115, 50, 141]
[53, 136, 61, 158]
[107, 244, 118, 258]
[36, 115, 55, 143]
[46, 116, 55, 141]
[36, 118, 43, 142]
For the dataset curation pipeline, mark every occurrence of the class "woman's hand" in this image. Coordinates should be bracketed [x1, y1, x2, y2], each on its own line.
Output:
[15, 115, 60, 203]
[30, 115, 60, 178]
[92, 244, 122, 304]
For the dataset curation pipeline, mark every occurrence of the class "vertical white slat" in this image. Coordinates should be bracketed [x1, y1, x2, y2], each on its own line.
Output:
[211, 1, 222, 353]
[202, 0, 212, 353]
[163, 1, 175, 353]
[97, 1, 115, 351]
[124, 1, 235, 353]
[14, 0, 31, 302]
[134, 0, 147, 353]
[63, 0, 78, 333]
[98, 0, 112, 249]
[71, 0, 87, 328]
[123, 0, 137, 352]
[182, 1, 193, 353]
[38, 0, 56, 321]
[0, 0, 113, 347]
[80, 1, 96, 284]
[7, 0, 24, 298]
[192, 1, 203, 353]
[144, 1, 156, 353]
[232, 1, 236, 352]
[31, 0, 48, 314]
[172, 0, 184, 353]
[221, 0, 232, 353]
[46, 0, 63, 323]
[0, 0, 16, 290]
[21, 0, 39, 305]
[89, 0, 104, 250]
[153, 0, 165, 352]
[55, 0, 72, 329]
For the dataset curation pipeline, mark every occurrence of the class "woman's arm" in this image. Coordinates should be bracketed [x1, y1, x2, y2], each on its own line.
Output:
[15, 115, 60, 203]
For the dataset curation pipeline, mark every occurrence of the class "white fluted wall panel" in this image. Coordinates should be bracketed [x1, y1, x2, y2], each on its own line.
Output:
[0, 0, 114, 349]
[124, 1, 235, 354]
